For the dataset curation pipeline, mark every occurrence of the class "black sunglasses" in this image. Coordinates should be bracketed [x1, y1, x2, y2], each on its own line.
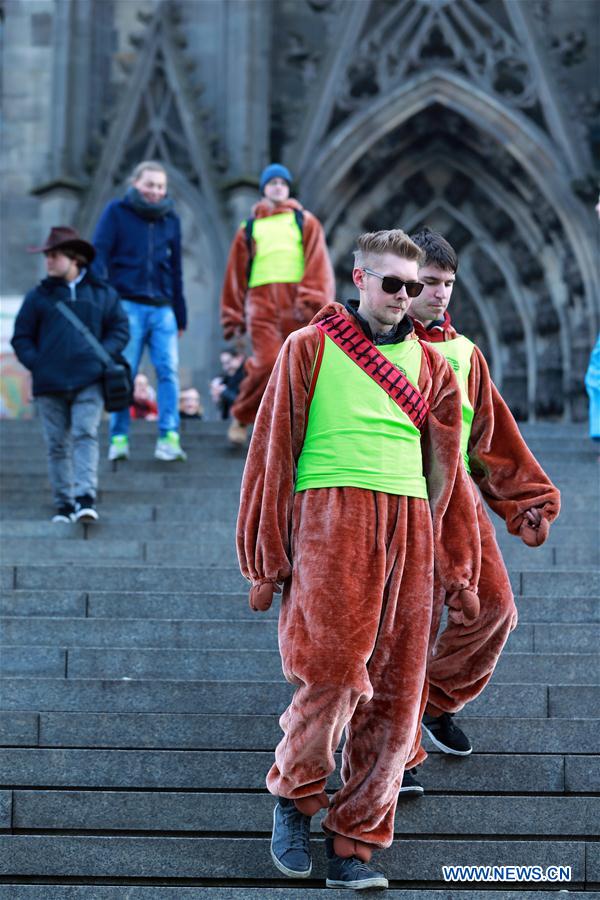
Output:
[363, 267, 424, 298]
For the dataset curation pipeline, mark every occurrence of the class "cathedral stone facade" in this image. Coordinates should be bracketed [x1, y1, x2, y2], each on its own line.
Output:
[2, 0, 598, 419]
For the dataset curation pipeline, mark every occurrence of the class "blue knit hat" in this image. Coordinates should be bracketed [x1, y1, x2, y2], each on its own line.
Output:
[259, 163, 293, 194]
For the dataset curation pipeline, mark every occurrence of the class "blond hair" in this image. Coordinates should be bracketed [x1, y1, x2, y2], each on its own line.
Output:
[354, 229, 424, 268]
[129, 160, 167, 184]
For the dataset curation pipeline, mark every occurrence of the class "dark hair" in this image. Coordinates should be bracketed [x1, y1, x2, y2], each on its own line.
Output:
[61, 247, 88, 269]
[410, 227, 458, 274]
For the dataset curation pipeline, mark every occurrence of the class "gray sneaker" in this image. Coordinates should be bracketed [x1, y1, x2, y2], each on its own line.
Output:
[154, 431, 187, 461]
[325, 837, 388, 890]
[270, 798, 312, 878]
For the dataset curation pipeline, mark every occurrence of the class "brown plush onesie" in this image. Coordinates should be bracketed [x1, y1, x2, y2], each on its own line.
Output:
[412, 314, 561, 719]
[237, 303, 481, 849]
[220, 199, 335, 426]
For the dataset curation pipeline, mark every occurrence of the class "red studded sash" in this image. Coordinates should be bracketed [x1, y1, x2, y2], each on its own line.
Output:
[315, 314, 429, 430]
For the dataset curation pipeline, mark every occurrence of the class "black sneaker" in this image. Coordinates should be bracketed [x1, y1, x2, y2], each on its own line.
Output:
[270, 798, 312, 878]
[51, 504, 75, 523]
[74, 495, 99, 523]
[399, 767, 424, 797]
[325, 837, 388, 891]
[422, 712, 472, 755]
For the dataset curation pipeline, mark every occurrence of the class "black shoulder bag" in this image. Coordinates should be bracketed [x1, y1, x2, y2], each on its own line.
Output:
[56, 301, 133, 412]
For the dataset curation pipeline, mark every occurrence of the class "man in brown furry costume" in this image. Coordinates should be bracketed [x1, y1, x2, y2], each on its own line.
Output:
[237, 229, 482, 890]
[409, 227, 560, 768]
[220, 163, 334, 446]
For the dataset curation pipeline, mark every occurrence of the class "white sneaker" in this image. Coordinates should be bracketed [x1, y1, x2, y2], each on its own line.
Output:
[154, 431, 187, 461]
[108, 435, 129, 461]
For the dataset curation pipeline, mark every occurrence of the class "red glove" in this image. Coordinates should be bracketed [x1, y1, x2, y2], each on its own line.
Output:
[519, 511, 550, 547]
[249, 581, 282, 612]
[446, 589, 480, 626]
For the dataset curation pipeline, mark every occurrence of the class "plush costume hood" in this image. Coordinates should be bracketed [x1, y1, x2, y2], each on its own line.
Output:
[411, 311, 454, 342]
[250, 197, 304, 219]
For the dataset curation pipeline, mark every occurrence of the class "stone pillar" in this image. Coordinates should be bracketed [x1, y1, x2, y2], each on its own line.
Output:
[220, 0, 272, 216]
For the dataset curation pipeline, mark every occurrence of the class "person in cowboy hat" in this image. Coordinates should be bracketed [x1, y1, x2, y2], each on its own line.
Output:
[11, 226, 129, 523]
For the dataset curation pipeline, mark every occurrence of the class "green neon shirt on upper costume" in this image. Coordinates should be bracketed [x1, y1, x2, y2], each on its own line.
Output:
[296, 335, 428, 498]
[246, 212, 305, 287]
[431, 336, 475, 473]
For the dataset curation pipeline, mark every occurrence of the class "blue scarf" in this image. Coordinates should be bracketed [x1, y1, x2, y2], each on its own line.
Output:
[124, 187, 174, 221]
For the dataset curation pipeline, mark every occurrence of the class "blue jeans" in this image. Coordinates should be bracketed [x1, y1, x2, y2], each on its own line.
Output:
[110, 301, 180, 438]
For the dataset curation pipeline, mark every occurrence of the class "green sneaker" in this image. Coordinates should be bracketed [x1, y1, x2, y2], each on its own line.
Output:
[108, 434, 129, 461]
[154, 430, 187, 461]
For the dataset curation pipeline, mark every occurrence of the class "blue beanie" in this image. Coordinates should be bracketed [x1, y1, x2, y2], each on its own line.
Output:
[259, 163, 293, 194]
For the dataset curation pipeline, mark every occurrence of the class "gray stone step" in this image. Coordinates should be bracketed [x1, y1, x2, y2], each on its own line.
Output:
[2, 590, 598, 624]
[0, 564, 507, 597]
[0, 748, 583, 793]
[1, 891, 591, 900]
[0, 677, 555, 717]
[10, 790, 599, 835]
[1, 615, 598, 655]
[8, 564, 247, 592]
[8, 564, 593, 596]
[0, 471, 244, 490]
[54, 648, 600, 684]
[0, 835, 586, 881]
[0, 520, 237, 542]
[0, 486, 242, 507]
[3, 711, 597, 754]
[5, 538, 596, 569]
[0, 617, 280, 650]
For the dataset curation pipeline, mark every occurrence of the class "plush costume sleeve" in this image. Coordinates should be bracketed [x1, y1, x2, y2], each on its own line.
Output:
[100, 287, 130, 357]
[237, 327, 319, 586]
[421, 347, 481, 594]
[11, 291, 40, 371]
[467, 347, 560, 535]
[169, 215, 187, 331]
[220, 227, 249, 339]
[295, 212, 335, 316]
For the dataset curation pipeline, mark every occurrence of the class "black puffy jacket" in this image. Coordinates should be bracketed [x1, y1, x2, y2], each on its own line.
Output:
[11, 272, 129, 396]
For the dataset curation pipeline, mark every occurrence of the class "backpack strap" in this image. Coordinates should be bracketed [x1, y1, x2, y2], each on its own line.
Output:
[316, 313, 429, 430]
[244, 217, 255, 282]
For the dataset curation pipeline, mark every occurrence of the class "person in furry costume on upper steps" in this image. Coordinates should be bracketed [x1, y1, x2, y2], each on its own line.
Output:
[220, 163, 335, 446]
[237, 229, 482, 890]
[407, 227, 560, 774]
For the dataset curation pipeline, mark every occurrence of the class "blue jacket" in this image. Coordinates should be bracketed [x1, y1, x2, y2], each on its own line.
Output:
[91, 196, 187, 330]
[11, 272, 129, 396]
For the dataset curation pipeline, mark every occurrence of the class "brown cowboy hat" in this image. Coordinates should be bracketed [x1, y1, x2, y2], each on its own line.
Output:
[27, 226, 95, 264]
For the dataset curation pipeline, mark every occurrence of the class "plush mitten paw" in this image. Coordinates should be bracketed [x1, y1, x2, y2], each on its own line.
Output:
[520, 516, 550, 547]
[248, 581, 282, 612]
[446, 589, 480, 625]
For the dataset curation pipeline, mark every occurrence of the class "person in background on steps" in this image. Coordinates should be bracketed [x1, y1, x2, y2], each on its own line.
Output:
[130, 373, 158, 421]
[585, 334, 600, 445]
[179, 386, 203, 420]
[220, 163, 335, 447]
[237, 229, 481, 890]
[92, 159, 187, 463]
[210, 346, 246, 421]
[11, 226, 129, 524]
[407, 227, 560, 783]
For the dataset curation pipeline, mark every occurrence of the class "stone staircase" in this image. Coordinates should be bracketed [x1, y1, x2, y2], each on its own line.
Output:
[0, 417, 598, 899]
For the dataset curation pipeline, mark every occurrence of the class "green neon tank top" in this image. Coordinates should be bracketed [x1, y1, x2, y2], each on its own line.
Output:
[431, 336, 475, 472]
[295, 336, 428, 498]
[246, 212, 305, 287]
